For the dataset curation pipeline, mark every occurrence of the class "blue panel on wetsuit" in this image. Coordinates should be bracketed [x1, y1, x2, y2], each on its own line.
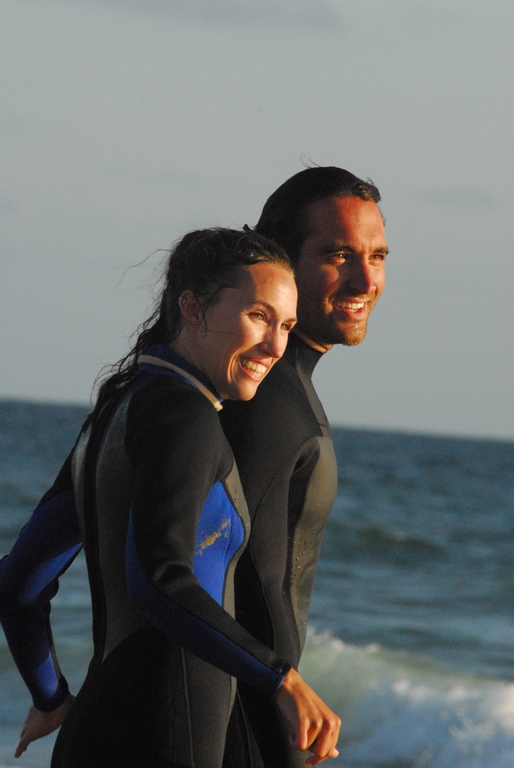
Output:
[0, 488, 80, 709]
[0, 489, 82, 605]
[192, 481, 244, 605]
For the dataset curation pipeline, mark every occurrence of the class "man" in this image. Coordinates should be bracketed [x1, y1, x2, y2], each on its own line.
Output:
[220, 166, 388, 767]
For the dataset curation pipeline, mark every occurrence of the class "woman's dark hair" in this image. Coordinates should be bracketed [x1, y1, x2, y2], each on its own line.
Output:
[92, 228, 292, 415]
[255, 166, 381, 265]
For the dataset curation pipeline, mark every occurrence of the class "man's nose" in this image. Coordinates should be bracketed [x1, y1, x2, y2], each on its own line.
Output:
[346, 258, 375, 294]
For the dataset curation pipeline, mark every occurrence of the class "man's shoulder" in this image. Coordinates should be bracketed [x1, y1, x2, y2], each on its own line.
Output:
[223, 356, 308, 416]
[255, 355, 309, 403]
[220, 356, 320, 454]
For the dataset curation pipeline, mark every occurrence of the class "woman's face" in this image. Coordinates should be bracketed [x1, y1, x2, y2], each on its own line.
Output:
[189, 262, 297, 401]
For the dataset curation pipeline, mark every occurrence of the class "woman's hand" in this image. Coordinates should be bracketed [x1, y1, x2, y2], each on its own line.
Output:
[14, 693, 74, 758]
[275, 668, 341, 765]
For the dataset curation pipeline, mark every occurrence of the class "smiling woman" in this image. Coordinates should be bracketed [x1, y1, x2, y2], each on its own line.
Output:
[92, 228, 297, 415]
[171, 260, 297, 401]
[0, 228, 340, 767]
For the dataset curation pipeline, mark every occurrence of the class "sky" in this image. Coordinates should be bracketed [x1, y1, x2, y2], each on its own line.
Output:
[1, 0, 513, 441]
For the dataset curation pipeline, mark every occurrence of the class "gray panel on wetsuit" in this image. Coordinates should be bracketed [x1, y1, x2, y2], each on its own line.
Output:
[288, 435, 337, 650]
[221, 461, 251, 617]
[72, 394, 151, 662]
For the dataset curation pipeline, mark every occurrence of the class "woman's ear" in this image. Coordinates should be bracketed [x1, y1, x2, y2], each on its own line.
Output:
[178, 290, 203, 327]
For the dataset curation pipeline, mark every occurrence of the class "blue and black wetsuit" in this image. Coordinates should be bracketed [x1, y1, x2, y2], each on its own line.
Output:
[0, 346, 290, 768]
[220, 333, 338, 768]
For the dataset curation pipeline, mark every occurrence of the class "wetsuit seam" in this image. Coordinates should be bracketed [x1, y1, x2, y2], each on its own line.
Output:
[180, 645, 195, 768]
[81, 397, 123, 662]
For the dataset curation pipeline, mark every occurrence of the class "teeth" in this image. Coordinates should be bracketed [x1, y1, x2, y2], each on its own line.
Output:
[338, 301, 365, 310]
[241, 359, 267, 376]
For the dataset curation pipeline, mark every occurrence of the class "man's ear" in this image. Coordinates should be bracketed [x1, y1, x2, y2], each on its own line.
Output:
[178, 290, 203, 327]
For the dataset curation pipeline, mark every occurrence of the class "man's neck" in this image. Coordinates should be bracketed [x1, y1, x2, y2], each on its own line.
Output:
[293, 327, 332, 354]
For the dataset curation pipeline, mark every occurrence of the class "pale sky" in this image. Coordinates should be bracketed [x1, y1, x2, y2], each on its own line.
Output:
[1, 0, 513, 440]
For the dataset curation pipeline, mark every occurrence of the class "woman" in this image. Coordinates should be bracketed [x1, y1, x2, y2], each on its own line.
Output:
[0, 228, 340, 767]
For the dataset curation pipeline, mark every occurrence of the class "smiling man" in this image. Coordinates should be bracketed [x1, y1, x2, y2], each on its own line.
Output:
[220, 167, 387, 768]
[293, 195, 387, 349]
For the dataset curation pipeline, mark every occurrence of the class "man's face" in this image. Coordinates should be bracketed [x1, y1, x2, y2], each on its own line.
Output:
[294, 196, 388, 348]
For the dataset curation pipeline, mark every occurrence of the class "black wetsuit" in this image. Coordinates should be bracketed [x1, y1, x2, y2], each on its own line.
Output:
[220, 333, 338, 768]
[0, 347, 290, 768]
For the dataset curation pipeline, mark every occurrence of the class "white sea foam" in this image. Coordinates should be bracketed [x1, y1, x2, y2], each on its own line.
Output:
[299, 628, 514, 767]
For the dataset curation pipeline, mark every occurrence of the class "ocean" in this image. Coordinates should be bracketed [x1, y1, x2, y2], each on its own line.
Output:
[1, 399, 513, 768]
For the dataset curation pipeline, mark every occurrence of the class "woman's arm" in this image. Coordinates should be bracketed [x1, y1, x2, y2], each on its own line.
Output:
[0, 487, 82, 711]
[127, 514, 340, 762]
[125, 386, 290, 695]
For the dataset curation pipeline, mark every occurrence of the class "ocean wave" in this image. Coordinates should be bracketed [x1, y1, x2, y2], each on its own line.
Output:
[300, 628, 514, 767]
[355, 524, 446, 557]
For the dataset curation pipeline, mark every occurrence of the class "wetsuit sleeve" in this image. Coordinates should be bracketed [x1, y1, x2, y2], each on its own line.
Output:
[0, 486, 82, 711]
[124, 389, 291, 697]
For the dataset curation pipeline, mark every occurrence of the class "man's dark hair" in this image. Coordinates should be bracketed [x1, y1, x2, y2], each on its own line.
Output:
[255, 166, 381, 264]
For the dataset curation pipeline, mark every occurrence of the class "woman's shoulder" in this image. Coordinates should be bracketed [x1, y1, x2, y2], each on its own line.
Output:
[125, 372, 224, 447]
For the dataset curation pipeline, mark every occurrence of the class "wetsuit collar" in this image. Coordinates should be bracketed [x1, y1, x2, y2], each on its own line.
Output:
[138, 344, 223, 411]
[285, 331, 325, 382]
[292, 328, 330, 354]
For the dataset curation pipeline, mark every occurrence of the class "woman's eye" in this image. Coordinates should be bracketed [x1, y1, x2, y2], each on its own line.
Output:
[250, 311, 266, 321]
[281, 322, 293, 332]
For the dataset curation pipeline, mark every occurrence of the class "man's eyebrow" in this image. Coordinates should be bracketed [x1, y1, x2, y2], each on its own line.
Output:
[322, 244, 389, 255]
[321, 244, 354, 254]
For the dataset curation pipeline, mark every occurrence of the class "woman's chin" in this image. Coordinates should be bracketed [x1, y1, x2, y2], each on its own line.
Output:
[222, 378, 261, 402]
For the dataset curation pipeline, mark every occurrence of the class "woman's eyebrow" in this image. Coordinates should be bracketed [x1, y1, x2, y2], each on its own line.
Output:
[251, 300, 296, 320]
